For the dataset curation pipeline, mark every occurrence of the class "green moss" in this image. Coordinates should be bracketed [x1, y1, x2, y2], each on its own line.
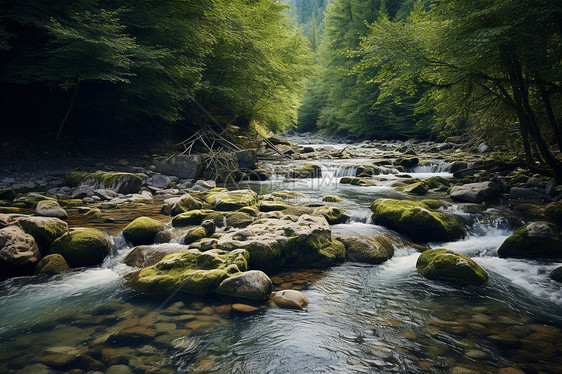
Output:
[258, 202, 289, 212]
[172, 210, 224, 227]
[237, 206, 259, 216]
[63, 172, 89, 187]
[0, 207, 21, 213]
[341, 236, 394, 264]
[213, 190, 258, 211]
[340, 177, 375, 186]
[15, 193, 56, 208]
[416, 248, 488, 286]
[497, 223, 562, 259]
[425, 176, 450, 189]
[403, 181, 429, 195]
[184, 227, 208, 244]
[370, 199, 466, 243]
[284, 236, 346, 268]
[59, 199, 83, 207]
[322, 195, 343, 203]
[63, 171, 142, 191]
[312, 206, 349, 225]
[419, 199, 448, 209]
[245, 242, 283, 273]
[83, 208, 102, 218]
[50, 228, 112, 267]
[122, 217, 164, 246]
[35, 254, 69, 275]
[225, 212, 254, 228]
[171, 194, 203, 216]
[545, 203, 562, 225]
[204, 188, 229, 205]
[271, 191, 307, 200]
[18, 216, 68, 253]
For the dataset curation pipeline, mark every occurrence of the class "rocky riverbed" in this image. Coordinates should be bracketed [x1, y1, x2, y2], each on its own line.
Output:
[0, 134, 561, 373]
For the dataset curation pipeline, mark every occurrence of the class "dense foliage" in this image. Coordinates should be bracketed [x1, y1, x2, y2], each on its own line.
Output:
[0, 0, 312, 143]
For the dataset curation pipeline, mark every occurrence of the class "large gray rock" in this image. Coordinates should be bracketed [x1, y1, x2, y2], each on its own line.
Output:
[190, 179, 216, 192]
[153, 155, 203, 179]
[509, 187, 551, 202]
[236, 150, 257, 170]
[270, 290, 309, 310]
[149, 173, 171, 189]
[35, 200, 67, 219]
[340, 236, 394, 264]
[0, 226, 40, 276]
[450, 182, 500, 203]
[216, 270, 272, 300]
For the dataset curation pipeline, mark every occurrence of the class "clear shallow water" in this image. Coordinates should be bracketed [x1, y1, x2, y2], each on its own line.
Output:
[1, 158, 562, 373]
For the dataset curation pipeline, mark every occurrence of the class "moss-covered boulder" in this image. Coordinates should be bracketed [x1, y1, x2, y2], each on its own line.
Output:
[340, 177, 375, 186]
[35, 254, 69, 275]
[50, 228, 112, 267]
[340, 236, 394, 264]
[322, 195, 343, 203]
[313, 206, 349, 225]
[497, 221, 562, 259]
[403, 181, 429, 196]
[17, 216, 68, 253]
[216, 270, 272, 300]
[416, 248, 488, 286]
[395, 157, 419, 169]
[124, 243, 186, 268]
[170, 194, 203, 216]
[370, 199, 466, 243]
[127, 248, 249, 295]
[216, 214, 345, 273]
[64, 172, 142, 194]
[14, 193, 56, 208]
[172, 210, 224, 227]
[286, 164, 321, 178]
[122, 217, 165, 246]
[225, 212, 254, 228]
[258, 201, 289, 212]
[544, 202, 562, 225]
[425, 176, 450, 189]
[0, 226, 40, 276]
[212, 190, 258, 211]
[0, 188, 16, 201]
[237, 206, 259, 217]
[184, 227, 208, 245]
[35, 200, 68, 219]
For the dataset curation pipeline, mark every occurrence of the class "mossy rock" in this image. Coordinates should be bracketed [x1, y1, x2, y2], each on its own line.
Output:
[258, 202, 289, 212]
[170, 194, 203, 216]
[35, 254, 69, 275]
[225, 212, 254, 228]
[419, 199, 448, 210]
[340, 236, 394, 264]
[212, 190, 258, 211]
[340, 177, 375, 186]
[416, 248, 488, 286]
[172, 210, 224, 227]
[14, 193, 56, 208]
[287, 164, 321, 178]
[544, 202, 562, 225]
[64, 171, 142, 194]
[203, 188, 229, 205]
[370, 199, 466, 243]
[59, 199, 83, 208]
[216, 270, 272, 300]
[271, 191, 307, 200]
[127, 248, 249, 295]
[497, 221, 562, 259]
[322, 195, 343, 203]
[284, 236, 346, 268]
[17, 216, 68, 253]
[395, 157, 419, 169]
[184, 227, 208, 245]
[83, 208, 102, 219]
[50, 228, 112, 267]
[237, 206, 259, 217]
[312, 206, 349, 225]
[35, 200, 68, 219]
[0, 207, 22, 213]
[403, 181, 429, 195]
[0, 188, 16, 201]
[122, 217, 165, 246]
[425, 176, 450, 189]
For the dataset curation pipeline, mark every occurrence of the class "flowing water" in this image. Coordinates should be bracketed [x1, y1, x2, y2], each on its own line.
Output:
[1, 145, 562, 373]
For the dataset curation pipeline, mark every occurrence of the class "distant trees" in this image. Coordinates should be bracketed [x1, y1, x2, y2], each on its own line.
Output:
[0, 0, 312, 142]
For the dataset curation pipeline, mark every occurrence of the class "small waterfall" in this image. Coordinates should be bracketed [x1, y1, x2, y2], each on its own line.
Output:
[411, 161, 452, 173]
[333, 166, 358, 178]
[348, 210, 373, 223]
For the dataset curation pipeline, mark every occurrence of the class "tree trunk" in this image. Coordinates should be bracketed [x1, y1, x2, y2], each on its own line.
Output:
[56, 80, 80, 142]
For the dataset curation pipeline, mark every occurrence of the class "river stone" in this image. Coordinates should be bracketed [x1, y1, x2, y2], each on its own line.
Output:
[450, 181, 500, 203]
[231, 303, 260, 313]
[190, 179, 216, 192]
[236, 150, 257, 170]
[339, 176, 375, 186]
[215, 214, 345, 273]
[106, 364, 134, 374]
[403, 181, 429, 195]
[35, 200, 68, 219]
[549, 266, 562, 282]
[184, 227, 207, 245]
[312, 206, 349, 225]
[126, 248, 249, 295]
[201, 219, 216, 236]
[170, 193, 203, 216]
[0, 213, 27, 228]
[370, 199, 466, 243]
[35, 254, 69, 275]
[225, 211, 254, 228]
[270, 290, 309, 310]
[122, 217, 164, 246]
[340, 236, 394, 264]
[0, 226, 40, 275]
[395, 157, 419, 169]
[64, 172, 142, 194]
[416, 248, 488, 286]
[124, 243, 187, 268]
[93, 188, 118, 201]
[216, 270, 272, 300]
[50, 228, 112, 267]
[510, 187, 550, 202]
[17, 216, 68, 253]
[172, 210, 224, 227]
[497, 221, 562, 259]
[153, 154, 203, 179]
[210, 190, 258, 211]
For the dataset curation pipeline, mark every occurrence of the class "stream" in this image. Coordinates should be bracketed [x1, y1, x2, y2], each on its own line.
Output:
[1, 139, 562, 374]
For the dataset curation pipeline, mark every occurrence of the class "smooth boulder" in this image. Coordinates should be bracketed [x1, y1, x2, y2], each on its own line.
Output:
[340, 236, 394, 264]
[416, 248, 488, 286]
[50, 228, 112, 267]
[497, 221, 562, 259]
[0, 226, 41, 276]
[35, 200, 68, 219]
[370, 199, 466, 243]
[172, 210, 224, 227]
[270, 290, 309, 310]
[170, 194, 203, 216]
[122, 217, 165, 246]
[549, 266, 562, 282]
[152, 155, 203, 179]
[212, 190, 258, 211]
[35, 254, 70, 275]
[216, 270, 272, 300]
[17, 216, 68, 253]
[450, 182, 500, 203]
[312, 206, 349, 225]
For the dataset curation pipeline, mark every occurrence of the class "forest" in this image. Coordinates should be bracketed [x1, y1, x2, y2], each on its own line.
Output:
[1, 0, 562, 175]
